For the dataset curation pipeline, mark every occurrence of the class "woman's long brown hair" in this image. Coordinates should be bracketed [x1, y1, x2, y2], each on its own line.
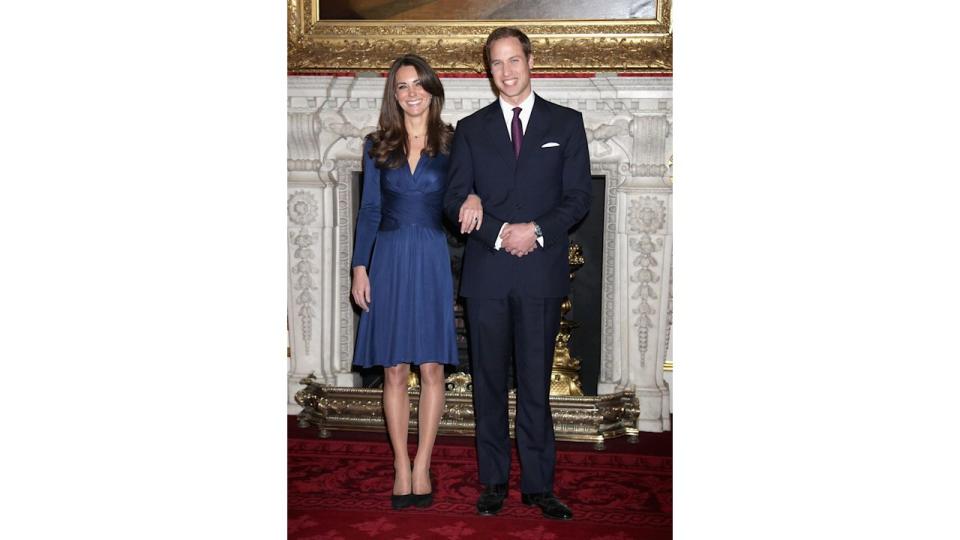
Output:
[368, 54, 453, 169]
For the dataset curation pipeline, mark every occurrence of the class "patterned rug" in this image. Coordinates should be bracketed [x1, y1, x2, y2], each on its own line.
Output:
[289, 433, 672, 539]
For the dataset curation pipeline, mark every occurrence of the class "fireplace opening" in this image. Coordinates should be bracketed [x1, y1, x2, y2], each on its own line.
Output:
[351, 171, 606, 396]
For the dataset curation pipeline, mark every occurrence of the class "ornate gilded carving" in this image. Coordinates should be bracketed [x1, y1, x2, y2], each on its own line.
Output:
[296, 379, 640, 449]
[288, 0, 671, 73]
[444, 372, 473, 393]
[295, 374, 320, 409]
[443, 402, 475, 423]
[551, 243, 586, 396]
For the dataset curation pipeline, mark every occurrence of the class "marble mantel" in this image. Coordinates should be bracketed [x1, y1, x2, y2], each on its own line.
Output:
[287, 74, 672, 431]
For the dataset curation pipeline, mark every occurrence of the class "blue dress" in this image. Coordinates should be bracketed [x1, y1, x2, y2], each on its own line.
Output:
[351, 139, 459, 368]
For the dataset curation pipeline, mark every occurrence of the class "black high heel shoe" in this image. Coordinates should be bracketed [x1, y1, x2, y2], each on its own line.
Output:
[391, 493, 414, 510]
[391, 466, 413, 510]
[411, 491, 433, 508]
[411, 472, 434, 508]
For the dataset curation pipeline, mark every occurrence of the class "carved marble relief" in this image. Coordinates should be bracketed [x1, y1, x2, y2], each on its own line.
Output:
[627, 196, 667, 368]
[334, 159, 361, 372]
[288, 191, 320, 355]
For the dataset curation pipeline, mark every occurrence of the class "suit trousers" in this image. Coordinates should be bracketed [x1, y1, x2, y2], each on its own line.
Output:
[466, 294, 562, 494]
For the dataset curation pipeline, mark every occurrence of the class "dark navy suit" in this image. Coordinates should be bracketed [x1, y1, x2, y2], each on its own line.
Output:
[443, 94, 592, 494]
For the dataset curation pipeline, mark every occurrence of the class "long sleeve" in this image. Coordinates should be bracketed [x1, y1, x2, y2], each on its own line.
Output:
[444, 122, 505, 250]
[534, 112, 592, 248]
[442, 125, 472, 223]
[351, 139, 382, 269]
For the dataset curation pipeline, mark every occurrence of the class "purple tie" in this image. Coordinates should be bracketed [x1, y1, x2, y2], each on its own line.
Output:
[511, 107, 523, 158]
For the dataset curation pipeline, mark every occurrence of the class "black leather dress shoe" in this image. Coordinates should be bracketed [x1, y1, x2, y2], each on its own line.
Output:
[391, 493, 413, 510]
[521, 492, 573, 520]
[476, 483, 508, 516]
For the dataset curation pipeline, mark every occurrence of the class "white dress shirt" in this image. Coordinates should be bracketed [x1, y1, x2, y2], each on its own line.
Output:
[494, 92, 544, 250]
[499, 92, 535, 141]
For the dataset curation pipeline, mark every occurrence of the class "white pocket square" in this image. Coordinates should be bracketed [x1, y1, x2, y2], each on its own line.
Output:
[541, 142, 560, 148]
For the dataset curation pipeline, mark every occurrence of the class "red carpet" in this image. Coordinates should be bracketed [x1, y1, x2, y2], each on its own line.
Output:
[289, 421, 672, 539]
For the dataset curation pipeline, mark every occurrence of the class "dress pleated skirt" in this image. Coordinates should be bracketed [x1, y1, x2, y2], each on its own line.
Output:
[352, 224, 459, 368]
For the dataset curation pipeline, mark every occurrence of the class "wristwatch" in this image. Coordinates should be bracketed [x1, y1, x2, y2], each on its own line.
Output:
[533, 222, 543, 238]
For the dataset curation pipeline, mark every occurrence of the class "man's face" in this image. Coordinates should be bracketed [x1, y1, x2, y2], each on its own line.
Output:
[488, 37, 534, 106]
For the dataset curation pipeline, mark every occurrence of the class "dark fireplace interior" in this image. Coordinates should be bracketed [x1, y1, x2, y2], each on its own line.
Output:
[352, 171, 606, 395]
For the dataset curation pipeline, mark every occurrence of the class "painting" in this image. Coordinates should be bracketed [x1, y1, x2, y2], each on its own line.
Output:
[316, 0, 657, 21]
[289, 0, 671, 73]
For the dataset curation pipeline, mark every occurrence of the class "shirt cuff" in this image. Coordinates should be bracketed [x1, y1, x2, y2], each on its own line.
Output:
[494, 223, 507, 250]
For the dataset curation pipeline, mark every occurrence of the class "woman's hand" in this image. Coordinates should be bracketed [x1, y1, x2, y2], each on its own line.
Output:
[458, 194, 483, 234]
[351, 266, 371, 312]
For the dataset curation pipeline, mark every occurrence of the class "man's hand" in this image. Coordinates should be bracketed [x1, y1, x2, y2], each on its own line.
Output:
[458, 194, 483, 234]
[351, 266, 371, 311]
[499, 222, 538, 257]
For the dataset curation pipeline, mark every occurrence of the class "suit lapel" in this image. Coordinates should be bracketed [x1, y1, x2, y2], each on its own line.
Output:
[482, 102, 517, 168]
[517, 94, 552, 164]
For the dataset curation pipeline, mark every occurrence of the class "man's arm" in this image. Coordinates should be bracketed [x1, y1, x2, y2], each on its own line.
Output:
[533, 112, 592, 248]
[444, 123, 505, 250]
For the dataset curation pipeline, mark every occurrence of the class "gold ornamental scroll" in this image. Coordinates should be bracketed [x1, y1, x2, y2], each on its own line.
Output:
[288, 0, 672, 73]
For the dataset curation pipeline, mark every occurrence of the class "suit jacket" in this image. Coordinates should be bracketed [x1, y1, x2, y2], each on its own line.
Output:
[444, 94, 592, 298]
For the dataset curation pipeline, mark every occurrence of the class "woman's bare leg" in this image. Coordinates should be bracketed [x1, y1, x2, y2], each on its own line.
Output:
[413, 362, 445, 494]
[383, 364, 412, 495]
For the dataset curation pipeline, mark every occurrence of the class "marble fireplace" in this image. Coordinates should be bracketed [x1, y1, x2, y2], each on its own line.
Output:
[287, 74, 672, 432]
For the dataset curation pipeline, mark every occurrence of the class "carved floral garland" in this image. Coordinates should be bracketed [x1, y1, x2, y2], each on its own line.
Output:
[288, 191, 319, 354]
[627, 196, 667, 367]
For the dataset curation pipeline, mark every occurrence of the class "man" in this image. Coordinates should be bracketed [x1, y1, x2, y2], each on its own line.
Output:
[443, 27, 592, 521]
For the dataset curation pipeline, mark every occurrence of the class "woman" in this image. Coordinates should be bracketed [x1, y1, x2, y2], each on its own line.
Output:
[351, 54, 482, 510]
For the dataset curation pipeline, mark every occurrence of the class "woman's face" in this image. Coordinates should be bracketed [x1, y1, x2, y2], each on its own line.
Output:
[394, 65, 430, 119]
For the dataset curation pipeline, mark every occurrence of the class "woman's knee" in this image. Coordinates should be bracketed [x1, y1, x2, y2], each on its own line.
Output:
[419, 363, 445, 388]
[383, 364, 410, 388]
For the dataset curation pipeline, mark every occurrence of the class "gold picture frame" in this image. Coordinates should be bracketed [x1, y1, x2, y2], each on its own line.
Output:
[288, 0, 672, 73]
